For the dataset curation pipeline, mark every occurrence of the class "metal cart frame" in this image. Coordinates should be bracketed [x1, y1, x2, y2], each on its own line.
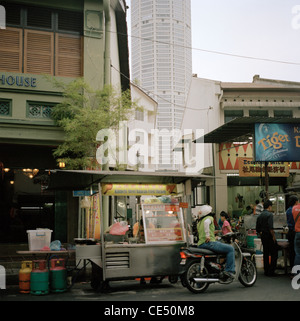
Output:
[48, 170, 212, 290]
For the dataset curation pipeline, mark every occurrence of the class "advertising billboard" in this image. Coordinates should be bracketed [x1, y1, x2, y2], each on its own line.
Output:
[254, 123, 300, 162]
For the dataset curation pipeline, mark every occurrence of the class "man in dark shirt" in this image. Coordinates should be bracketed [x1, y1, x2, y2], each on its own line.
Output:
[256, 200, 278, 276]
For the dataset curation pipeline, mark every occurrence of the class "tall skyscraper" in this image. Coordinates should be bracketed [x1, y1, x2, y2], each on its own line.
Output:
[131, 0, 192, 170]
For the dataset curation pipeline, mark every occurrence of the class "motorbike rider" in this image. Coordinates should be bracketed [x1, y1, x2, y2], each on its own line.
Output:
[197, 205, 236, 281]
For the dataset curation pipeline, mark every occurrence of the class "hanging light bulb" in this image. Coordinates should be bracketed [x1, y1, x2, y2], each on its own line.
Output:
[22, 168, 39, 179]
[59, 162, 66, 168]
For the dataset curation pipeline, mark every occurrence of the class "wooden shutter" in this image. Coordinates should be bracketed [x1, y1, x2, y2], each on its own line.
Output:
[55, 33, 83, 77]
[24, 30, 54, 75]
[0, 27, 22, 72]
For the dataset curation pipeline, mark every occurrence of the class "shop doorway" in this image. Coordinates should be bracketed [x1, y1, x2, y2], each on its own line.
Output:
[0, 168, 55, 243]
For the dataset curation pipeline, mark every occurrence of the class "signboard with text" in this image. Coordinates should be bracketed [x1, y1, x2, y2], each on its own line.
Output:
[101, 183, 177, 196]
[238, 157, 289, 177]
[254, 123, 300, 162]
[146, 228, 183, 242]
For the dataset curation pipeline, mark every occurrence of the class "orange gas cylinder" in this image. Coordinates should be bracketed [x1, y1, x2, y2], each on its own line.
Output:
[19, 261, 32, 294]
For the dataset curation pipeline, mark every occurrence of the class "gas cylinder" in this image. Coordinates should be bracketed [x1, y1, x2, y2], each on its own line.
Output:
[50, 258, 67, 293]
[19, 261, 32, 294]
[30, 260, 49, 295]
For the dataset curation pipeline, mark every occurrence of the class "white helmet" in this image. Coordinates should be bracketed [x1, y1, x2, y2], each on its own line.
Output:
[198, 205, 212, 219]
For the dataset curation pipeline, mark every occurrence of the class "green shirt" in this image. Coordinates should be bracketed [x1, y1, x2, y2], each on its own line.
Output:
[197, 216, 216, 246]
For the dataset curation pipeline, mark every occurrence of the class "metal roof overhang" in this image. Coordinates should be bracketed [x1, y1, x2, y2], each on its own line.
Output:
[286, 183, 300, 192]
[47, 170, 215, 190]
[194, 116, 300, 144]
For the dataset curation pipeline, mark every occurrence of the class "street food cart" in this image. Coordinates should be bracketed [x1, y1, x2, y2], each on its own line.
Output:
[48, 170, 212, 291]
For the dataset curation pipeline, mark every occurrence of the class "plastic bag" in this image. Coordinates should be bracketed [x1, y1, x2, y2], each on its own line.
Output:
[50, 240, 61, 251]
[80, 196, 91, 208]
[109, 221, 129, 235]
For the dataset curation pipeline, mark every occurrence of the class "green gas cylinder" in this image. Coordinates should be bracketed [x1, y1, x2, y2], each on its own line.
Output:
[50, 258, 67, 293]
[30, 260, 49, 295]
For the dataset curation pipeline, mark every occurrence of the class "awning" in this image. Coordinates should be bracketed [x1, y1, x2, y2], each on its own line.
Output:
[286, 183, 300, 192]
[47, 169, 215, 190]
[194, 116, 300, 144]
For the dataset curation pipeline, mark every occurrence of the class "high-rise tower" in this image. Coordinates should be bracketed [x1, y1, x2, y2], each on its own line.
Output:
[131, 0, 192, 170]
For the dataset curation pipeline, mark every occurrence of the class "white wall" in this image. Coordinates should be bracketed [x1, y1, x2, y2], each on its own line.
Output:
[181, 77, 222, 169]
[128, 84, 158, 171]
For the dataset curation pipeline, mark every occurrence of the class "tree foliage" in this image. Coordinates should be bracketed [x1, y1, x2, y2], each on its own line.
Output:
[51, 78, 139, 169]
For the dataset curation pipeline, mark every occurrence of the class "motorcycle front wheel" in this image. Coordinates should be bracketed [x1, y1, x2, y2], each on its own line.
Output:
[183, 261, 209, 294]
[238, 257, 257, 287]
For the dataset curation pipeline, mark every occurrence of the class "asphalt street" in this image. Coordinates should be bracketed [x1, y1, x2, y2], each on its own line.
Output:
[1, 269, 298, 302]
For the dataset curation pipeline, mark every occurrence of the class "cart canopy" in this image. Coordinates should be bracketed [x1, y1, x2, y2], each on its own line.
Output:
[47, 170, 214, 190]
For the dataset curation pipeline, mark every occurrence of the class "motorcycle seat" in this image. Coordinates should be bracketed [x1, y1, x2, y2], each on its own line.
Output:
[188, 247, 216, 255]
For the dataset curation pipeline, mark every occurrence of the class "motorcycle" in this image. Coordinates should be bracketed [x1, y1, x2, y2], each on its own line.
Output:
[179, 232, 257, 293]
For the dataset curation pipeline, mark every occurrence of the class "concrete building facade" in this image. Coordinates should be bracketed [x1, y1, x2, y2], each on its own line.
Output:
[0, 0, 130, 245]
[181, 75, 300, 217]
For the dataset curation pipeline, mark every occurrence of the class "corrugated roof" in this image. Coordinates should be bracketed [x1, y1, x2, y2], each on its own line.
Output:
[194, 116, 300, 144]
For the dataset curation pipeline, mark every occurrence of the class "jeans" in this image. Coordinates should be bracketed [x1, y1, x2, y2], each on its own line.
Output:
[294, 232, 300, 267]
[198, 241, 235, 273]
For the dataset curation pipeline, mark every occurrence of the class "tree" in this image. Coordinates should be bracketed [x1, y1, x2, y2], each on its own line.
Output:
[50, 78, 140, 170]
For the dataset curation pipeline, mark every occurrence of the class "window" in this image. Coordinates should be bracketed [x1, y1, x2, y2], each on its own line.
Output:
[224, 110, 243, 123]
[249, 110, 269, 117]
[135, 131, 144, 144]
[24, 30, 54, 75]
[55, 33, 83, 77]
[0, 3, 83, 77]
[27, 101, 56, 120]
[4, 2, 21, 26]
[274, 110, 293, 118]
[0, 99, 11, 116]
[26, 6, 52, 29]
[0, 27, 22, 72]
[135, 110, 144, 121]
[4, 2, 83, 33]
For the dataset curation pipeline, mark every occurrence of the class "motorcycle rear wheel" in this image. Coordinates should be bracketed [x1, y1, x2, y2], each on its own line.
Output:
[238, 257, 257, 287]
[183, 261, 209, 294]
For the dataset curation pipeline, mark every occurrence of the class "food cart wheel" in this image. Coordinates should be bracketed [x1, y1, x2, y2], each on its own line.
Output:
[90, 262, 110, 292]
[168, 275, 178, 284]
[180, 274, 187, 287]
[97, 280, 110, 293]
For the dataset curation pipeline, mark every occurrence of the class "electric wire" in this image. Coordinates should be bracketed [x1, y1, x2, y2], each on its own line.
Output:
[111, 29, 300, 66]
[111, 64, 211, 113]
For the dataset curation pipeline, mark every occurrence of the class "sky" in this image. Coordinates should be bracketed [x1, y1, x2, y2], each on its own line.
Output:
[126, 0, 300, 83]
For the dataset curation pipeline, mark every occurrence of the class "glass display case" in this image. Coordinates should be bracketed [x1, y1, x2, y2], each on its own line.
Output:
[141, 203, 186, 243]
[269, 193, 285, 214]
